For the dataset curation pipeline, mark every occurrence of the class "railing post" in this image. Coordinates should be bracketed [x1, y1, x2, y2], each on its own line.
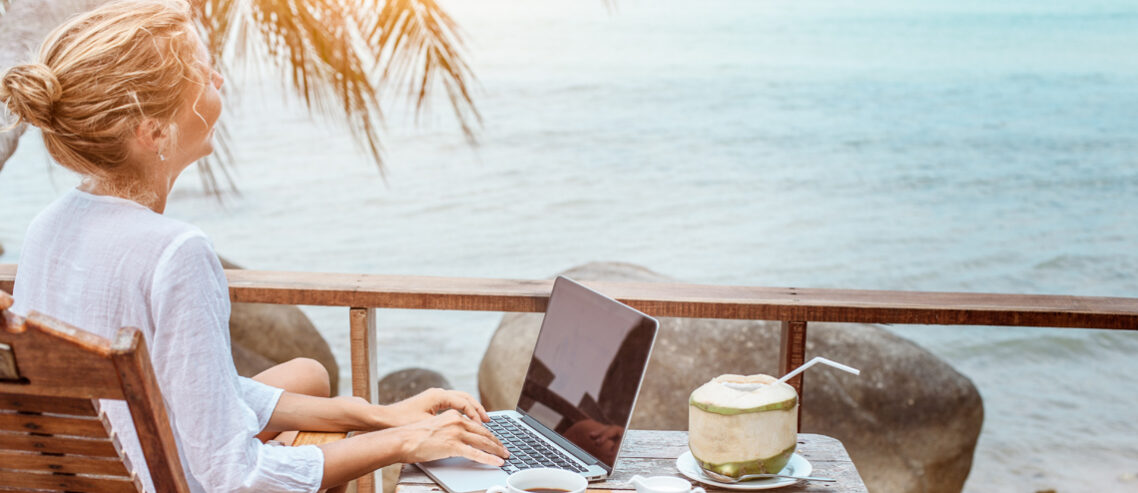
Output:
[350, 307, 378, 493]
[779, 320, 807, 431]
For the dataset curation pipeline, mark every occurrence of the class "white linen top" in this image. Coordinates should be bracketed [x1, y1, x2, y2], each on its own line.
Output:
[12, 188, 325, 492]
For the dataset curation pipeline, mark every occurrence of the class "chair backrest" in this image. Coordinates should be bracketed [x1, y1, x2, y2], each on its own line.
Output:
[0, 290, 189, 493]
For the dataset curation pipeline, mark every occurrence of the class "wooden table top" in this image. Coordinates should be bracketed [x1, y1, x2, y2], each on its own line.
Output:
[396, 431, 866, 493]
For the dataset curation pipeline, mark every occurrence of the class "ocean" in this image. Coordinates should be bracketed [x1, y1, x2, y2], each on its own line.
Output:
[1, 0, 1137, 490]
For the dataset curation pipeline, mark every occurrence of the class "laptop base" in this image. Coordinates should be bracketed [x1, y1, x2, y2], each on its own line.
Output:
[417, 458, 509, 493]
[419, 410, 608, 493]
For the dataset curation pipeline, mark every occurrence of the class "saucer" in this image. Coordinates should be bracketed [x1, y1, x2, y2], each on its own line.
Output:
[674, 451, 812, 490]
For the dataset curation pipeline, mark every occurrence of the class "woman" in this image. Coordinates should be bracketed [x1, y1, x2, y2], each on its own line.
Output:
[0, 1, 507, 491]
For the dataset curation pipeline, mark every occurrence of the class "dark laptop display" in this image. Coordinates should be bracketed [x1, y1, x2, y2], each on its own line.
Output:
[516, 278, 657, 468]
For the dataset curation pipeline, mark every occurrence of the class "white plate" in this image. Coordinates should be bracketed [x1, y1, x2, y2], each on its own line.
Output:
[674, 451, 812, 490]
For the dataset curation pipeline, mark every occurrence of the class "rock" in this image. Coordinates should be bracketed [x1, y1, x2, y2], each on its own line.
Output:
[230, 338, 277, 376]
[220, 256, 339, 393]
[478, 262, 982, 493]
[0, 122, 24, 173]
[479, 311, 543, 411]
[377, 368, 452, 405]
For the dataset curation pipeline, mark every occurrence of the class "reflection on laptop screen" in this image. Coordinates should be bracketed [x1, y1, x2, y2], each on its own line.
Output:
[516, 278, 656, 468]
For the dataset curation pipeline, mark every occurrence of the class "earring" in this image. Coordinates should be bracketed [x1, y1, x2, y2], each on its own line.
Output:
[159, 153, 166, 161]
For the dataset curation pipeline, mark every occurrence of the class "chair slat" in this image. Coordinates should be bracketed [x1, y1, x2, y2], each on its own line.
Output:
[0, 314, 124, 400]
[0, 411, 109, 437]
[0, 468, 136, 492]
[0, 394, 97, 416]
[0, 430, 118, 457]
[1, 307, 186, 492]
[0, 449, 130, 476]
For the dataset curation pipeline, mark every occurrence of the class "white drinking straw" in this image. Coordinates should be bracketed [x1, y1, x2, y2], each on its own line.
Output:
[721, 357, 861, 392]
[776, 356, 860, 385]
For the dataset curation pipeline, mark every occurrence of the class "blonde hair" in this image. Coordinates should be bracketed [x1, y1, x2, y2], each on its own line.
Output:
[0, 0, 204, 193]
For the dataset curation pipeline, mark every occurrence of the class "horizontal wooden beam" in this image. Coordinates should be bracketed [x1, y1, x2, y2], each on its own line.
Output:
[0, 467, 135, 492]
[0, 430, 119, 457]
[2, 264, 1136, 330]
[0, 448, 130, 476]
[0, 411, 107, 437]
[0, 394, 97, 416]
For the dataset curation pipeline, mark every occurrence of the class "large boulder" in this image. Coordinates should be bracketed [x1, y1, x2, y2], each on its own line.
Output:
[478, 262, 982, 493]
[377, 368, 452, 404]
[220, 257, 339, 393]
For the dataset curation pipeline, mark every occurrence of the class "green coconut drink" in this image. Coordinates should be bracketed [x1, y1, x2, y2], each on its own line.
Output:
[688, 374, 798, 479]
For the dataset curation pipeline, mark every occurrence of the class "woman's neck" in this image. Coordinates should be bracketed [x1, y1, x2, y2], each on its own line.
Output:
[79, 169, 170, 213]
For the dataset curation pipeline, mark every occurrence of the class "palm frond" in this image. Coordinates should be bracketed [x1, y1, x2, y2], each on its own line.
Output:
[185, 0, 480, 193]
[363, 0, 480, 143]
[196, 118, 239, 201]
[188, 0, 241, 197]
[214, 0, 388, 176]
[193, 0, 238, 63]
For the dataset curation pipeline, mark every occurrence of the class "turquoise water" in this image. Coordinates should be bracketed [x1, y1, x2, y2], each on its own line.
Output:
[2, 0, 1138, 490]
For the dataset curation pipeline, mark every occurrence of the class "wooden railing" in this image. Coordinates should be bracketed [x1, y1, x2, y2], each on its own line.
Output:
[4, 263, 1138, 492]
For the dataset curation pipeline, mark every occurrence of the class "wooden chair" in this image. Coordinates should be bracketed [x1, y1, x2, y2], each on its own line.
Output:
[0, 290, 356, 492]
[0, 290, 189, 492]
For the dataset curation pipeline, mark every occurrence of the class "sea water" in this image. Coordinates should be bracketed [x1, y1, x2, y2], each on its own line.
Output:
[1, 0, 1137, 491]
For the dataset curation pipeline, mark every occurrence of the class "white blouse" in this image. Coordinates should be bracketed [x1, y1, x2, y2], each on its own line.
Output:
[12, 189, 324, 492]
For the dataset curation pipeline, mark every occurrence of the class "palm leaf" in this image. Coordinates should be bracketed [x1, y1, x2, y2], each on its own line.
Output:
[363, 0, 481, 142]
[187, 0, 480, 191]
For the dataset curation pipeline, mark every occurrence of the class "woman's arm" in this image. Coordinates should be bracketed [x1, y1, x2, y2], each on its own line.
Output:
[150, 235, 326, 491]
[151, 235, 507, 491]
[316, 410, 508, 489]
[262, 388, 493, 435]
[262, 394, 379, 434]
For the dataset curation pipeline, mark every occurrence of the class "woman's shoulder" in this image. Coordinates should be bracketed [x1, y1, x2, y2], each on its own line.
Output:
[25, 188, 216, 272]
[14, 190, 222, 319]
[38, 188, 209, 242]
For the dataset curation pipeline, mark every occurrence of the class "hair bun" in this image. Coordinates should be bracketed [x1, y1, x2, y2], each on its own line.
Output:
[1, 63, 63, 129]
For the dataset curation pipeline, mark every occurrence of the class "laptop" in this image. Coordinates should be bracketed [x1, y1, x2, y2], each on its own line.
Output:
[417, 276, 659, 493]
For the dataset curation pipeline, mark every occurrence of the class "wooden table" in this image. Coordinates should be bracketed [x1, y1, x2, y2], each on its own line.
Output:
[396, 431, 867, 493]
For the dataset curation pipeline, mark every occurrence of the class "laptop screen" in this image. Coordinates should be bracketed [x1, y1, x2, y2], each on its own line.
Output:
[516, 277, 658, 469]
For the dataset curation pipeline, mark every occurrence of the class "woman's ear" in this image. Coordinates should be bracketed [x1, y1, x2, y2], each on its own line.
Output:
[132, 118, 169, 158]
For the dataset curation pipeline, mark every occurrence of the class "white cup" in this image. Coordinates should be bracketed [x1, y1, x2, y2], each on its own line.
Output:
[630, 475, 705, 493]
[486, 468, 588, 493]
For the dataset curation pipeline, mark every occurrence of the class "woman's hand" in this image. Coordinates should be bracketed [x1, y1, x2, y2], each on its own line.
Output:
[317, 409, 509, 487]
[383, 388, 491, 427]
[394, 409, 509, 466]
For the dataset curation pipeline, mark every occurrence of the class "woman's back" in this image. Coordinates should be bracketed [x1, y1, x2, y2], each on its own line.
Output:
[9, 187, 271, 492]
[12, 188, 211, 340]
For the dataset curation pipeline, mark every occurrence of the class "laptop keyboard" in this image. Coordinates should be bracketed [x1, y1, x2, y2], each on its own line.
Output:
[485, 415, 588, 473]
